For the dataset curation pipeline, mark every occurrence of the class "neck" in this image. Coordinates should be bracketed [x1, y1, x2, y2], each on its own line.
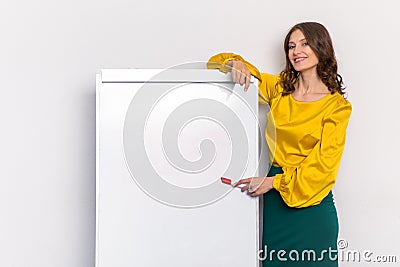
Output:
[297, 69, 328, 95]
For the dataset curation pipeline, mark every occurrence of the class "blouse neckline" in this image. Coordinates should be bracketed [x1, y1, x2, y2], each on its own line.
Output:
[289, 92, 333, 103]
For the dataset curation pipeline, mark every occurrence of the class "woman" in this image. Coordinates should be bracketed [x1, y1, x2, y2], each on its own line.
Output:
[208, 22, 352, 266]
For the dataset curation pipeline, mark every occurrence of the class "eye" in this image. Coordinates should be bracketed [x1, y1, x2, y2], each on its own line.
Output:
[288, 45, 295, 50]
[302, 42, 309, 46]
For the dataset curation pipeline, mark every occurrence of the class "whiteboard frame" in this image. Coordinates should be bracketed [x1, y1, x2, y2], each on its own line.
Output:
[96, 69, 261, 267]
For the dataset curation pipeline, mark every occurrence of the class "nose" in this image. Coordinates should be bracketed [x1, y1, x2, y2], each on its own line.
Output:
[293, 45, 301, 55]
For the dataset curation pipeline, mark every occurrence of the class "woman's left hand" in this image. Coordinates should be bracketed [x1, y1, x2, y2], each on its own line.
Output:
[233, 176, 275, 196]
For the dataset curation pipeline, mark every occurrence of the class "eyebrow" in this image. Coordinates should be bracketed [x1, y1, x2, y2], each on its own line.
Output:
[288, 38, 307, 44]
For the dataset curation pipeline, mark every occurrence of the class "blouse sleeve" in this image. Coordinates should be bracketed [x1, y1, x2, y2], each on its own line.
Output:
[207, 52, 280, 105]
[273, 97, 352, 208]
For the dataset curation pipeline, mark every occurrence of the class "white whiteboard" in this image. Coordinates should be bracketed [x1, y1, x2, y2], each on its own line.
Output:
[96, 69, 261, 267]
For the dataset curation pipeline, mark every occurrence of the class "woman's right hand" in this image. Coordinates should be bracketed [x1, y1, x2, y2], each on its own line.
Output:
[226, 60, 252, 92]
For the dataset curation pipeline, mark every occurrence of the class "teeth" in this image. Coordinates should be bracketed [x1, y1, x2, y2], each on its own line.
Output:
[295, 58, 305, 63]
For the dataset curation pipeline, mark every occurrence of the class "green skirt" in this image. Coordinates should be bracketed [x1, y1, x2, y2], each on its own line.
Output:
[261, 166, 339, 267]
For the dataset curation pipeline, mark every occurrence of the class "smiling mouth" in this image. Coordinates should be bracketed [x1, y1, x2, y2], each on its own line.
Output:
[294, 57, 306, 63]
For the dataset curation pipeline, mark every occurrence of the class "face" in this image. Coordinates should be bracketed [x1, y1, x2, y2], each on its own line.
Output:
[288, 29, 319, 73]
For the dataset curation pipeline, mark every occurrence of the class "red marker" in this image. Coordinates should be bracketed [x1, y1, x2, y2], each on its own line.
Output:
[221, 177, 245, 189]
[221, 177, 232, 185]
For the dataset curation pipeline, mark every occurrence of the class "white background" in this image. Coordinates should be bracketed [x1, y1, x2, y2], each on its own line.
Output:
[1, 0, 399, 266]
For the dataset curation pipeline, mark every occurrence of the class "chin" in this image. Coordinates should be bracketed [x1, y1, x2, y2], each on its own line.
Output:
[290, 63, 302, 72]
[292, 67, 303, 72]
[293, 65, 316, 73]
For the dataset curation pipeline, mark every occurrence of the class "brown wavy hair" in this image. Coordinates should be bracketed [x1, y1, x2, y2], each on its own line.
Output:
[279, 22, 346, 96]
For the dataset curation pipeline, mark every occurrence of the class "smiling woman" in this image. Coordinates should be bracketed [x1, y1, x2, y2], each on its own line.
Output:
[207, 22, 352, 267]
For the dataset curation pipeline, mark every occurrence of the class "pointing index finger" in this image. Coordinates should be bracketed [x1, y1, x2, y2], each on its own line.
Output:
[233, 178, 251, 187]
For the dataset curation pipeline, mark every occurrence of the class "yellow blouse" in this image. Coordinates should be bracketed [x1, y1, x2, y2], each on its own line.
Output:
[208, 53, 352, 208]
